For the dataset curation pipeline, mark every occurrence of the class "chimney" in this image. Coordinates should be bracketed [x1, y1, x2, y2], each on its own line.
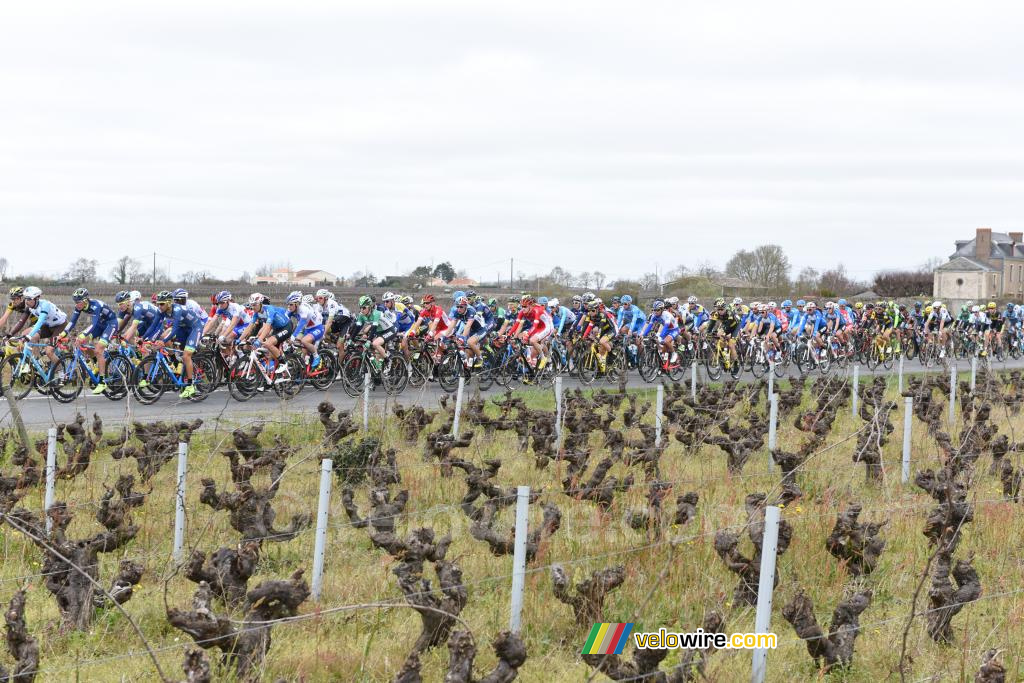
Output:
[1011, 231, 1023, 245]
[976, 227, 992, 263]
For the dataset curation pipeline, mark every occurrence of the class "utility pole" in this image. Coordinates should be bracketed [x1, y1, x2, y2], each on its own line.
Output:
[153, 252, 156, 285]
[510, 258, 514, 291]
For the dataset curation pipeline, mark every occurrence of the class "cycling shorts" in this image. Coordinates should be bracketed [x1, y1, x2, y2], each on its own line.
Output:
[86, 318, 117, 345]
[269, 322, 294, 344]
[174, 326, 202, 351]
[304, 324, 325, 343]
[528, 322, 552, 342]
[38, 322, 68, 339]
[658, 326, 680, 341]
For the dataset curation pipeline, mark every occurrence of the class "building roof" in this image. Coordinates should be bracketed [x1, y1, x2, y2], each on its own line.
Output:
[448, 277, 478, 286]
[951, 232, 1024, 260]
[713, 276, 767, 290]
[935, 256, 998, 273]
[294, 269, 337, 279]
[850, 289, 880, 301]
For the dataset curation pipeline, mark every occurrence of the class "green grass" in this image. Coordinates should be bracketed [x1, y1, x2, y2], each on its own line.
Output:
[3, 374, 1023, 681]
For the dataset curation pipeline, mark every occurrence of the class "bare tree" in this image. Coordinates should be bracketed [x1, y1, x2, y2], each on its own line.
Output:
[639, 272, 659, 290]
[794, 267, 820, 294]
[65, 258, 98, 283]
[665, 264, 689, 281]
[109, 256, 143, 285]
[694, 260, 719, 278]
[255, 262, 286, 277]
[593, 271, 607, 290]
[181, 271, 212, 285]
[725, 244, 790, 288]
[547, 267, 572, 287]
[0, 257, 8, 281]
[574, 272, 592, 288]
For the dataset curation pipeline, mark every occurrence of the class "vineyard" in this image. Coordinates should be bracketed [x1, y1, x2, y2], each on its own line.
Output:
[0, 367, 1022, 682]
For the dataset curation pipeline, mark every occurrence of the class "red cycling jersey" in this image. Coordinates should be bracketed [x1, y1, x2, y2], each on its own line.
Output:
[418, 304, 451, 332]
[512, 304, 551, 334]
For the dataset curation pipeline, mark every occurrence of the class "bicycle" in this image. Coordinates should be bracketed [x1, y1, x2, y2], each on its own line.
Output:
[51, 340, 133, 403]
[435, 336, 498, 393]
[226, 339, 306, 402]
[131, 342, 218, 404]
[339, 338, 409, 397]
[496, 336, 555, 388]
[0, 339, 63, 400]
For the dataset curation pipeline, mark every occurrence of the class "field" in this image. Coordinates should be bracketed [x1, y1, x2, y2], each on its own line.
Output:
[0, 368, 1020, 682]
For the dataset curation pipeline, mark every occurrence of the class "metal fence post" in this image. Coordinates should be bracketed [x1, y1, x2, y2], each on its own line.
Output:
[690, 360, 697, 401]
[970, 356, 977, 393]
[554, 376, 563, 446]
[851, 365, 859, 417]
[902, 396, 913, 483]
[311, 458, 334, 601]
[949, 363, 957, 424]
[750, 505, 781, 683]
[44, 428, 57, 534]
[363, 371, 371, 431]
[451, 376, 465, 438]
[509, 485, 531, 633]
[173, 442, 188, 561]
[768, 393, 778, 472]
[655, 384, 664, 446]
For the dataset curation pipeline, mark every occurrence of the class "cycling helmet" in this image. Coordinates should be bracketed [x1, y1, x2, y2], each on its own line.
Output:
[456, 296, 469, 306]
[382, 291, 397, 302]
[171, 288, 188, 299]
[402, 295, 414, 305]
[465, 290, 477, 299]
[796, 299, 806, 307]
[302, 294, 315, 306]
[114, 290, 131, 304]
[898, 304, 907, 311]
[987, 302, 997, 309]
[421, 293, 436, 305]
[665, 296, 679, 306]
[865, 303, 875, 310]
[854, 302, 863, 310]
[960, 305, 968, 313]
[538, 296, 549, 306]
[506, 296, 518, 305]
[156, 290, 173, 304]
[248, 292, 264, 306]
[782, 299, 792, 308]
[572, 295, 582, 304]
[971, 305, 981, 313]
[714, 297, 726, 308]
[452, 290, 466, 302]
[215, 290, 231, 303]
[548, 297, 560, 308]
[129, 290, 141, 302]
[731, 297, 742, 305]
[581, 291, 595, 303]
[521, 294, 534, 305]
[687, 295, 697, 304]
[8, 286, 24, 299]
[592, 297, 603, 307]
[610, 296, 620, 305]
[914, 301, 923, 308]
[887, 300, 896, 308]
[806, 302, 817, 310]
[932, 300, 942, 308]
[825, 301, 835, 309]
[315, 288, 331, 299]
[358, 295, 374, 307]
[285, 291, 302, 305]
[925, 306, 933, 314]
[768, 301, 777, 308]
[587, 301, 601, 311]
[837, 299, 847, 306]
[72, 287, 89, 302]
[23, 286, 41, 300]
[621, 295, 633, 304]
[488, 298, 497, 307]
[652, 299, 665, 310]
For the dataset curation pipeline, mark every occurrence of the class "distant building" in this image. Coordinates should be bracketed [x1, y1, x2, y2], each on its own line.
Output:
[934, 228, 1024, 300]
[448, 277, 479, 288]
[254, 268, 339, 288]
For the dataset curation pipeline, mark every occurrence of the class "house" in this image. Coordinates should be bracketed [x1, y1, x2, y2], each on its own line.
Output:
[254, 268, 339, 288]
[448, 277, 479, 288]
[933, 228, 1024, 300]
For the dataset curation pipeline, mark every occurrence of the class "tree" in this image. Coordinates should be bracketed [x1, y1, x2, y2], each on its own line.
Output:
[0, 257, 8, 281]
[181, 270, 212, 285]
[694, 260, 719, 278]
[593, 271, 607, 290]
[410, 265, 433, 278]
[639, 272, 659, 290]
[873, 270, 933, 298]
[547, 267, 572, 287]
[109, 256, 143, 284]
[794, 267, 820, 294]
[433, 262, 456, 283]
[724, 244, 790, 288]
[665, 264, 689, 281]
[574, 272, 592, 288]
[817, 264, 864, 297]
[65, 258, 98, 283]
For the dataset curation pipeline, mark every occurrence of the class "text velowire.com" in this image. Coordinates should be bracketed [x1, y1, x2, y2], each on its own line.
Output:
[632, 629, 777, 650]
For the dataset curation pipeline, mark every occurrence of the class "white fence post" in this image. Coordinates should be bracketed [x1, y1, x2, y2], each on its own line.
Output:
[363, 371, 371, 431]
[750, 505, 781, 683]
[767, 393, 778, 472]
[767, 372, 774, 413]
[509, 485, 531, 633]
[851, 365, 859, 417]
[554, 376, 563, 446]
[970, 356, 977, 393]
[173, 442, 188, 562]
[655, 384, 664, 446]
[451, 376, 466, 438]
[898, 355, 904, 394]
[949, 363, 957, 424]
[690, 360, 697, 402]
[311, 457, 334, 601]
[902, 396, 913, 483]
[44, 428, 57, 534]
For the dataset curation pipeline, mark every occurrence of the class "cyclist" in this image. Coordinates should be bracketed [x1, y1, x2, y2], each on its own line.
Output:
[451, 295, 487, 367]
[116, 290, 160, 346]
[241, 293, 294, 371]
[984, 301, 1002, 354]
[404, 293, 451, 360]
[703, 298, 739, 363]
[171, 288, 210, 329]
[0, 286, 31, 334]
[150, 290, 202, 398]
[204, 290, 251, 354]
[582, 298, 619, 371]
[21, 287, 68, 370]
[298, 293, 326, 369]
[509, 294, 553, 368]
[62, 288, 119, 394]
[353, 294, 396, 369]
[281, 291, 317, 368]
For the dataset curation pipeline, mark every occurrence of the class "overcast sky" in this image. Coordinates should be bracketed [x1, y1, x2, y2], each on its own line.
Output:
[2, 1, 1022, 284]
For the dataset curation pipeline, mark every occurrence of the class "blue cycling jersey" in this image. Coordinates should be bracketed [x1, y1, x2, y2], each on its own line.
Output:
[616, 304, 644, 332]
[256, 305, 291, 330]
[68, 299, 117, 332]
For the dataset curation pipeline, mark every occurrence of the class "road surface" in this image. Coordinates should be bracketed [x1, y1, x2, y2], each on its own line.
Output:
[0, 357, 1004, 430]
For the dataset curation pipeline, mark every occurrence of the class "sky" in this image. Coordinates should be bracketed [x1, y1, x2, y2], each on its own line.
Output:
[2, 0, 1024, 285]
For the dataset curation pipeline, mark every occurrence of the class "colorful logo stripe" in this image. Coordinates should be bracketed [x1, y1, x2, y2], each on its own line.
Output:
[582, 623, 634, 655]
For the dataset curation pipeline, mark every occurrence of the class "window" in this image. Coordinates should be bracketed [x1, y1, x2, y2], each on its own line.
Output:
[956, 278, 964, 286]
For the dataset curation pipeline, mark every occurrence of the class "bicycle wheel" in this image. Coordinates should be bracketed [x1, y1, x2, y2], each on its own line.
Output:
[436, 352, 463, 393]
[188, 355, 219, 400]
[704, 347, 723, 381]
[576, 348, 598, 384]
[131, 357, 167, 405]
[307, 353, 337, 391]
[49, 354, 84, 403]
[476, 348, 497, 392]
[383, 354, 410, 395]
[496, 354, 518, 387]
[605, 348, 627, 384]
[272, 354, 305, 399]
[341, 355, 366, 397]
[102, 355, 132, 400]
[408, 349, 432, 388]
[0, 355, 36, 400]
[638, 346, 660, 383]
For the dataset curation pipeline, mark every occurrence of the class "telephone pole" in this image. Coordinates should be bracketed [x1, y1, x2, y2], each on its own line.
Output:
[153, 252, 156, 285]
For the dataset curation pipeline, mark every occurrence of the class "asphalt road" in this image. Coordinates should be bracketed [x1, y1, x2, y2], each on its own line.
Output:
[0, 357, 1009, 430]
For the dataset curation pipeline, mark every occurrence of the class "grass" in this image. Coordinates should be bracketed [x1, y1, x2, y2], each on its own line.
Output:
[2, 370, 1023, 682]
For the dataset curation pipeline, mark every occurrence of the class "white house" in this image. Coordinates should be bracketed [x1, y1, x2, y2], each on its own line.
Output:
[934, 228, 1024, 300]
